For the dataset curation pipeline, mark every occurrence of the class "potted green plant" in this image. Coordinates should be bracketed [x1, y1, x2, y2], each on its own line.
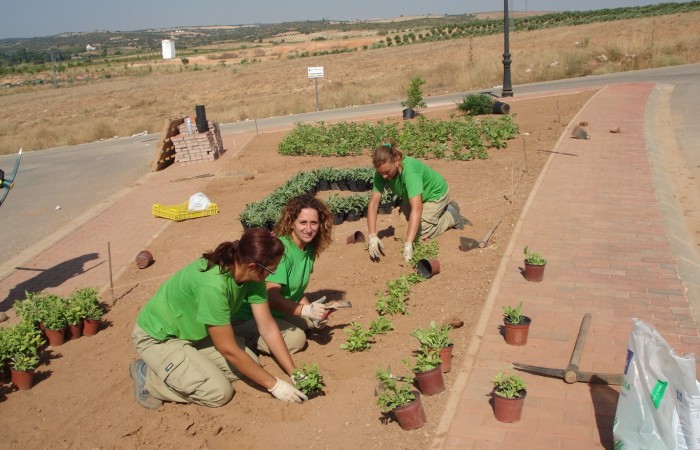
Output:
[491, 368, 527, 423]
[502, 302, 531, 346]
[64, 298, 85, 340]
[37, 293, 68, 346]
[4, 321, 45, 390]
[375, 367, 426, 430]
[403, 349, 444, 396]
[523, 245, 547, 282]
[400, 76, 427, 120]
[292, 362, 325, 399]
[71, 287, 103, 336]
[411, 321, 454, 372]
[12, 291, 43, 326]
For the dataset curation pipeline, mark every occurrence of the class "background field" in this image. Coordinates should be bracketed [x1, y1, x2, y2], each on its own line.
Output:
[0, 7, 699, 154]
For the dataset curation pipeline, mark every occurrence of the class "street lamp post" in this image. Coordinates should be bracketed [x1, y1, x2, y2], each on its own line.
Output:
[501, 0, 514, 97]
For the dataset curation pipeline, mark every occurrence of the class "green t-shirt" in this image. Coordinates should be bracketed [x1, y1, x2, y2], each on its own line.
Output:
[373, 156, 448, 202]
[136, 258, 267, 341]
[232, 235, 315, 321]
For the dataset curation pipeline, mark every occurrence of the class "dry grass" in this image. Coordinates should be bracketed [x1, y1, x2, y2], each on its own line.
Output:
[1, 11, 699, 154]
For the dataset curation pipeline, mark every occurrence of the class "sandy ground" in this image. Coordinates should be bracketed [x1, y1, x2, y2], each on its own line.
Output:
[0, 91, 599, 449]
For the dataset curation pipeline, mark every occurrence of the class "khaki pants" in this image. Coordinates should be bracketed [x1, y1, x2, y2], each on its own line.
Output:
[232, 315, 310, 354]
[398, 191, 455, 240]
[131, 324, 258, 407]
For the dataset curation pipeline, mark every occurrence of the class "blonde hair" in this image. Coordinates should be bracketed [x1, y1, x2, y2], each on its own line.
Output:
[372, 137, 404, 168]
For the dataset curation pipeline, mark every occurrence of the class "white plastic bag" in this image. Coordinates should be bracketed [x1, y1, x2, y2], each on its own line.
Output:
[613, 319, 700, 449]
[188, 192, 211, 212]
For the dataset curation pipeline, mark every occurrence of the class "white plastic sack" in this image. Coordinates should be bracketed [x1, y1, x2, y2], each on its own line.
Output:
[613, 319, 700, 449]
[188, 192, 211, 212]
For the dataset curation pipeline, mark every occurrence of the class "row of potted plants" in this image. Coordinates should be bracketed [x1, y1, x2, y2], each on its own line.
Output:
[375, 321, 454, 430]
[1, 287, 105, 390]
[489, 246, 549, 423]
[239, 167, 397, 229]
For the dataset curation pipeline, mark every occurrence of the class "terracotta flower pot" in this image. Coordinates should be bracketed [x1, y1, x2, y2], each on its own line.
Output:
[136, 250, 154, 269]
[11, 368, 34, 391]
[504, 316, 532, 346]
[437, 345, 454, 373]
[492, 389, 527, 423]
[83, 319, 100, 336]
[416, 259, 440, 278]
[414, 365, 445, 396]
[523, 261, 545, 282]
[346, 230, 366, 245]
[44, 327, 66, 347]
[392, 392, 427, 430]
[67, 323, 82, 340]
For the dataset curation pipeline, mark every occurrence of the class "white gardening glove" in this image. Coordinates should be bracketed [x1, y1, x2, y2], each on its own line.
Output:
[403, 242, 414, 262]
[268, 377, 307, 402]
[368, 233, 384, 260]
[301, 296, 327, 321]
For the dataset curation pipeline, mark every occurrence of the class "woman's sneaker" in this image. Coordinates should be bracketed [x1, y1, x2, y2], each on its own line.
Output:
[447, 201, 472, 229]
[129, 359, 163, 409]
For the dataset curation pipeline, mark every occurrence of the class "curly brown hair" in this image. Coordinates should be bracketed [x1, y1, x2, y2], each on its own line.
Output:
[273, 194, 332, 257]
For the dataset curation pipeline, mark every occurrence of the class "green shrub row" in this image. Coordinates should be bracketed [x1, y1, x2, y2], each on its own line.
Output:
[239, 166, 384, 229]
[278, 115, 519, 160]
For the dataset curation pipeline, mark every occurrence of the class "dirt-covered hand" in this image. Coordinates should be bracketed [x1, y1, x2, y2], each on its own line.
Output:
[368, 233, 384, 260]
[403, 242, 414, 262]
[301, 298, 327, 321]
[268, 378, 308, 402]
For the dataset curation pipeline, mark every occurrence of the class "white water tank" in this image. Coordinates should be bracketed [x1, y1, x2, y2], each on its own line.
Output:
[162, 40, 176, 59]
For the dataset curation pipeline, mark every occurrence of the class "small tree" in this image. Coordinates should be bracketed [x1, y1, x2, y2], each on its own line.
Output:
[401, 76, 427, 111]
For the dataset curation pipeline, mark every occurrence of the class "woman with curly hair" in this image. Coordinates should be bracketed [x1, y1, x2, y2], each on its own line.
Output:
[232, 194, 333, 353]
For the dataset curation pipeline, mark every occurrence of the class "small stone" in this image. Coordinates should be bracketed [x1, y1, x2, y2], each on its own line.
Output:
[0, 311, 7, 322]
[579, 121, 589, 126]
[610, 127, 621, 133]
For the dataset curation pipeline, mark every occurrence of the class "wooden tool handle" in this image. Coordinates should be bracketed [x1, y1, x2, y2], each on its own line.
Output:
[564, 313, 591, 383]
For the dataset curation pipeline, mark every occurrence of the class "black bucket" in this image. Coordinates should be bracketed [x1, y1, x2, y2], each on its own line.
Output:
[492, 101, 510, 115]
[402, 108, 416, 120]
[195, 105, 209, 132]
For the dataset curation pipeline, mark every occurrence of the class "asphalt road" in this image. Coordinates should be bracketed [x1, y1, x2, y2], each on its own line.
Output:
[1, 63, 698, 281]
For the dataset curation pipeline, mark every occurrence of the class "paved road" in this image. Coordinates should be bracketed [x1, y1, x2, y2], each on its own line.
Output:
[1, 63, 698, 281]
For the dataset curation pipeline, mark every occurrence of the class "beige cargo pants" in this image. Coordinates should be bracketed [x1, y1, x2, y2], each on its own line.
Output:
[131, 324, 258, 407]
[397, 191, 455, 240]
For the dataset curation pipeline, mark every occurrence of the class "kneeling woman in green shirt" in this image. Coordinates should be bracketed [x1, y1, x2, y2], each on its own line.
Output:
[232, 194, 333, 353]
[130, 228, 307, 409]
[367, 138, 469, 262]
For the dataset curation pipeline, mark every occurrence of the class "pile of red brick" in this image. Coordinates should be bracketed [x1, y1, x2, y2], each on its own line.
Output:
[171, 120, 223, 164]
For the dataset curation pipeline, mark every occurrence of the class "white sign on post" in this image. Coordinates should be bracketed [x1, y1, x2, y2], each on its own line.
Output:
[307, 66, 324, 79]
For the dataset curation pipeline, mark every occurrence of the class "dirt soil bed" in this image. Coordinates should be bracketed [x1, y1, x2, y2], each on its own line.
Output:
[0, 90, 595, 449]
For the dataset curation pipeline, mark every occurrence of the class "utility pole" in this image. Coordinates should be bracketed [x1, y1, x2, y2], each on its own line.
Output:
[501, 0, 514, 97]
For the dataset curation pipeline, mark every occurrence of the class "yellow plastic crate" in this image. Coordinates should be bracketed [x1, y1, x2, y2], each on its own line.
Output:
[152, 201, 219, 221]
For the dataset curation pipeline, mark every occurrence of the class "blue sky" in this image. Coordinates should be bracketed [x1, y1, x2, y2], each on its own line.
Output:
[0, 0, 690, 39]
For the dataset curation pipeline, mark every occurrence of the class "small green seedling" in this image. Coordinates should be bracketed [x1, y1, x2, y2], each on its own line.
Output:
[369, 316, 394, 335]
[492, 369, 527, 398]
[340, 322, 374, 352]
[523, 246, 546, 265]
[375, 367, 416, 413]
[411, 321, 452, 349]
[292, 362, 325, 395]
[502, 302, 526, 325]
